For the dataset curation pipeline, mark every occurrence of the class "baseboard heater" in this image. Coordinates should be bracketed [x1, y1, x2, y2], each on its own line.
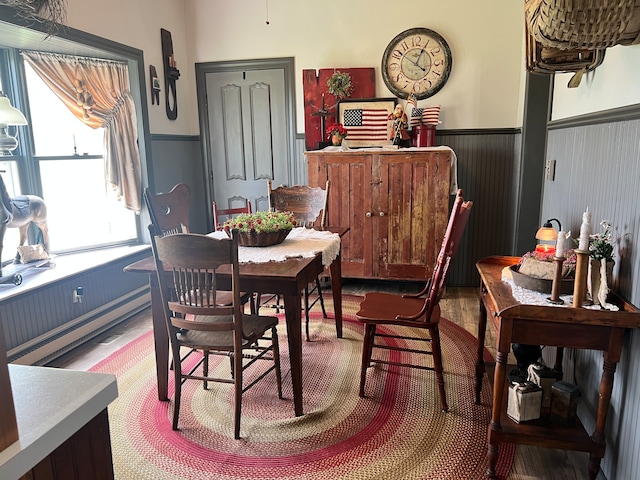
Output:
[7, 286, 151, 366]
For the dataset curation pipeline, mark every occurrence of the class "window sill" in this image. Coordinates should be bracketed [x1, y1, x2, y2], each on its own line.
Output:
[0, 244, 151, 302]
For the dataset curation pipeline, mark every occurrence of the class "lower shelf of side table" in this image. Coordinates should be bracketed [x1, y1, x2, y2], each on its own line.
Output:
[485, 363, 605, 456]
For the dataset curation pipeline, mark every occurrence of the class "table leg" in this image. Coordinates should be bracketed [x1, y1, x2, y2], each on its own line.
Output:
[149, 274, 169, 401]
[588, 337, 622, 479]
[283, 292, 304, 416]
[329, 253, 343, 338]
[475, 292, 488, 404]
[487, 349, 508, 479]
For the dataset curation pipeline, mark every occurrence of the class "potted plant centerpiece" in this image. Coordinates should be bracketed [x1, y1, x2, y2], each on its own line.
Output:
[222, 210, 296, 246]
[326, 122, 348, 146]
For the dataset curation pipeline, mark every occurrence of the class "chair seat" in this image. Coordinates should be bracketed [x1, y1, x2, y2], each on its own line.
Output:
[178, 314, 279, 350]
[215, 290, 254, 307]
[356, 292, 441, 327]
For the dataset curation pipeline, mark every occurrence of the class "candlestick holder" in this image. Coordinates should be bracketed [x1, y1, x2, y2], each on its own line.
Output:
[547, 256, 565, 304]
[573, 249, 590, 308]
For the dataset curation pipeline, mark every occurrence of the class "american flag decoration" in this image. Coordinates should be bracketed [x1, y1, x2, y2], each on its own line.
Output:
[342, 108, 390, 143]
[410, 108, 423, 128]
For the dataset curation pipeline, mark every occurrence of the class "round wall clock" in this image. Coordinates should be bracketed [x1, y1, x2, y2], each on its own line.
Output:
[381, 27, 452, 100]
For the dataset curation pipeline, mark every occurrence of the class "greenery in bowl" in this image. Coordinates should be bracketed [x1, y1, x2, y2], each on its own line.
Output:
[222, 211, 296, 234]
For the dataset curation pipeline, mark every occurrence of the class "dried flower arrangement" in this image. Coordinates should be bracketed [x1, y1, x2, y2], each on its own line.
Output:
[589, 220, 614, 262]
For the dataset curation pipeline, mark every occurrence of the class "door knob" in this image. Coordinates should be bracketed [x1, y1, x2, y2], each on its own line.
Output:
[379, 211, 385, 217]
[365, 212, 372, 217]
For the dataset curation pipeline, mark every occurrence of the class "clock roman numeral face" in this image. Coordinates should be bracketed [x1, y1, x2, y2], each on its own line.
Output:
[382, 28, 452, 100]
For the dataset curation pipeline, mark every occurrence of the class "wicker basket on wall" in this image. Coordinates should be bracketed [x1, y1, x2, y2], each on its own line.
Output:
[525, 21, 606, 77]
[525, 0, 640, 50]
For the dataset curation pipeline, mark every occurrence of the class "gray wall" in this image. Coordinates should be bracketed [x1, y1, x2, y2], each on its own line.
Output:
[541, 113, 640, 480]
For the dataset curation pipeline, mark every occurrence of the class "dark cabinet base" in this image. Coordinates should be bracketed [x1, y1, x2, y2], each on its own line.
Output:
[21, 409, 114, 480]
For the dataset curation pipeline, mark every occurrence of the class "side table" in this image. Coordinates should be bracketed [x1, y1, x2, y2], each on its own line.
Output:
[475, 256, 640, 479]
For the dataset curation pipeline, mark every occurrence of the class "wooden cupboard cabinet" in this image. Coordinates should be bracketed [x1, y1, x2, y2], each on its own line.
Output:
[306, 148, 452, 280]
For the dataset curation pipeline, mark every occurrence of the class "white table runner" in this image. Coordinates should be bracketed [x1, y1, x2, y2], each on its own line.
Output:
[210, 227, 340, 267]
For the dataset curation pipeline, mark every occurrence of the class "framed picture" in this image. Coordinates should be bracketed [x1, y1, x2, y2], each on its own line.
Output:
[337, 98, 397, 148]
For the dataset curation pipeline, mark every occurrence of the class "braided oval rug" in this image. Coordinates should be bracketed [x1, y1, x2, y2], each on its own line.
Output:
[90, 295, 513, 480]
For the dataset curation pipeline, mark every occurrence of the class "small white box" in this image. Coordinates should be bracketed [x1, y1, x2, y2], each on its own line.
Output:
[507, 381, 542, 423]
[528, 362, 557, 408]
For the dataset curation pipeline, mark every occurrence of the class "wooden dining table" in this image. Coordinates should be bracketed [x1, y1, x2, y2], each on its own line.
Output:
[124, 227, 347, 417]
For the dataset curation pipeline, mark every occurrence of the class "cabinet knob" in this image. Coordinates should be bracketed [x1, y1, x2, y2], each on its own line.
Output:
[379, 211, 385, 217]
[365, 212, 372, 217]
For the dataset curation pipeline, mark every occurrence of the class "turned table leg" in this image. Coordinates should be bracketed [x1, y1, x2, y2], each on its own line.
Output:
[475, 292, 488, 404]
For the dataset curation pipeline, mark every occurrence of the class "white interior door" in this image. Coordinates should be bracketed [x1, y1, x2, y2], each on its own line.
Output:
[205, 68, 290, 213]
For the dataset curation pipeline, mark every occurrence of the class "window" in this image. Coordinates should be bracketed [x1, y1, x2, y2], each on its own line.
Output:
[0, 53, 139, 257]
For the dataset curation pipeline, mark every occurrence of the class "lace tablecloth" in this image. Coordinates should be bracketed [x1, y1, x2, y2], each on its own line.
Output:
[501, 266, 617, 311]
[210, 227, 340, 267]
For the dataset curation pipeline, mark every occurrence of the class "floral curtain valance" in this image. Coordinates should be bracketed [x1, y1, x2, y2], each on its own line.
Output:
[21, 51, 142, 212]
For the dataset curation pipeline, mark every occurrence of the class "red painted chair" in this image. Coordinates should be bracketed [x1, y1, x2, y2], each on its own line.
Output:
[212, 201, 252, 231]
[355, 189, 473, 412]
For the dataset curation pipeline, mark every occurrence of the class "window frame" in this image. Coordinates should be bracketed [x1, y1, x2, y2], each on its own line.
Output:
[0, 11, 152, 256]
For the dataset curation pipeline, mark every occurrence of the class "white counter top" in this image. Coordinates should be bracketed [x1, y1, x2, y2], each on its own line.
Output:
[0, 365, 118, 479]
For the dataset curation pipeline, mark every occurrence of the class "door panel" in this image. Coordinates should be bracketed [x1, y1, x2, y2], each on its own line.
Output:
[206, 68, 289, 213]
[378, 153, 450, 279]
[309, 153, 373, 278]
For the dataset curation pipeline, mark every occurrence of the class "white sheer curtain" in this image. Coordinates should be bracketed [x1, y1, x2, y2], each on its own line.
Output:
[21, 51, 142, 212]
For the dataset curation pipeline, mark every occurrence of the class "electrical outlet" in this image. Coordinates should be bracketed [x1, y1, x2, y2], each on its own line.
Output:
[73, 286, 84, 304]
[545, 159, 556, 181]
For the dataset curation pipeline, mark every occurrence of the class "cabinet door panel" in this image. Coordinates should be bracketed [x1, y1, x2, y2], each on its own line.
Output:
[309, 154, 373, 277]
[378, 152, 450, 279]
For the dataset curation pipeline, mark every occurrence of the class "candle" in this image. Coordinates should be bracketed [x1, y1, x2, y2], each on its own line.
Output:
[556, 230, 566, 258]
[578, 208, 591, 251]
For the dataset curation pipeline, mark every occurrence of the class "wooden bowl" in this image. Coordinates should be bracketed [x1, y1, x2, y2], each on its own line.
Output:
[509, 265, 574, 295]
[236, 229, 291, 247]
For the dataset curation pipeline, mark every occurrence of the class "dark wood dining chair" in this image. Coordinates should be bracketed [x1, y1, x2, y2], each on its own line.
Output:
[257, 179, 330, 341]
[355, 189, 472, 412]
[144, 183, 191, 235]
[212, 200, 252, 231]
[144, 184, 252, 311]
[150, 231, 283, 438]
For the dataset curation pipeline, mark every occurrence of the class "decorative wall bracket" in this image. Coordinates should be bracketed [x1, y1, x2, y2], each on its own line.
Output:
[149, 65, 160, 105]
[160, 28, 180, 120]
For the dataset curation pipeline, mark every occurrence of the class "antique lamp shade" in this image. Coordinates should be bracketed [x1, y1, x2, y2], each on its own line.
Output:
[535, 218, 561, 254]
[0, 94, 28, 156]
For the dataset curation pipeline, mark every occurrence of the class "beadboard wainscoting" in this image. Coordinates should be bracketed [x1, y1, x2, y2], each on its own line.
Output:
[1, 246, 151, 366]
[541, 113, 640, 480]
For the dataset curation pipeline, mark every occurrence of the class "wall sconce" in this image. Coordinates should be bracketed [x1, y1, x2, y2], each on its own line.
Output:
[535, 218, 562, 254]
[0, 93, 28, 156]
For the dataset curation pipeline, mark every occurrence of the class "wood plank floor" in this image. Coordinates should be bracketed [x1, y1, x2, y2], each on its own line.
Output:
[49, 280, 603, 480]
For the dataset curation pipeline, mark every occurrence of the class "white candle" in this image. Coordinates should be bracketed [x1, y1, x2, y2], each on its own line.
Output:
[578, 208, 591, 251]
[556, 230, 566, 258]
